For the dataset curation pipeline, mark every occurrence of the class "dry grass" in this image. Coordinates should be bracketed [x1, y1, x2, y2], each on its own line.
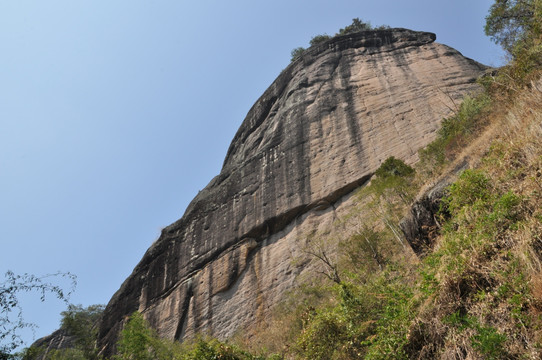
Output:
[408, 77, 542, 359]
[232, 78, 542, 359]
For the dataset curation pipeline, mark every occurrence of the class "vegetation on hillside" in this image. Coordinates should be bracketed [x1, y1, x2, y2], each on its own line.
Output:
[13, 2, 542, 358]
[290, 18, 390, 61]
[21, 304, 103, 360]
[257, 1, 542, 357]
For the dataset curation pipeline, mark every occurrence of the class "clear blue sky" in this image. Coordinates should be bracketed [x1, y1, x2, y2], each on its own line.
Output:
[1, 0, 504, 349]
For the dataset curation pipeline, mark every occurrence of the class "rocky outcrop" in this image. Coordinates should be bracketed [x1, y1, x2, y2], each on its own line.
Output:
[97, 28, 488, 354]
[400, 160, 470, 255]
[25, 329, 75, 359]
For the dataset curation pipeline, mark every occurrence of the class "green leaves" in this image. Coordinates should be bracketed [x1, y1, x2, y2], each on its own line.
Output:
[115, 312, 270, 360]
[374, 157, 414, 179]
[485, 0, 537, 53]
[60, 304, 104, 360]
[309, 34, 331, 46]
[115, 312, 157, 360]
[290, 18, 390, 63]
[290, 47, 305, 62]
[337, 18, 373, 36]
[445, 169, 492, 215]
[0, 271, 76, 355]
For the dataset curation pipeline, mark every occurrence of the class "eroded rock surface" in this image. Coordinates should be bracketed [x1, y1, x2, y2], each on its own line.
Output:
[98, 28, 488, 354]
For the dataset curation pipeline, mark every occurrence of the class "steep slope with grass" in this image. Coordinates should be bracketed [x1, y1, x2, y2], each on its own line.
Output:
[239, 23, 542, 357]
[96, 28, 487, 355]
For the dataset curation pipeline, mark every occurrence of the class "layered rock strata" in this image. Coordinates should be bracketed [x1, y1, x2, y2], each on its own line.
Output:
[98, 28, 488, 353]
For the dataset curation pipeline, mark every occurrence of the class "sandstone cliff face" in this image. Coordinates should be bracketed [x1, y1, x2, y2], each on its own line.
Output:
[98, 28, 488, 353]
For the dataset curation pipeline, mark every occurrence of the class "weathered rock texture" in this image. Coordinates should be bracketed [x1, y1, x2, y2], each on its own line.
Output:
[28, 329, 75, 359]
[97, 28, 488, 353]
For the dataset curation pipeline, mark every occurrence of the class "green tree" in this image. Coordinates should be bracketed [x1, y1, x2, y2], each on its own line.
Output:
[374, 156, 414, 179]
[337, 18, 372, 35]
[290, 47, 305, 62]
[60, 304, 104, 360]
[484, 0, 539, 53]
[309, 34, 331, 46]
[371, 156, 415, 205]
[115, 312, 155, 360]
[0, 271, 76, 356]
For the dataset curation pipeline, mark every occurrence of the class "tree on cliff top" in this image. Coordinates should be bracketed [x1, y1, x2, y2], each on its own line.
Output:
[337, 18, 372, 35]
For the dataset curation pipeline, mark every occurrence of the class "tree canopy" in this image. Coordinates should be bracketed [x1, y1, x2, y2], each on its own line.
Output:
[337, 18, 372, 35]
[485, 0, 541, 53]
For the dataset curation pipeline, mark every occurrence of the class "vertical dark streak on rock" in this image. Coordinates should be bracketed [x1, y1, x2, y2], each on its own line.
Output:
[174, 280, 193, 341]
[338, 53, 365, 160]
[206, 266, 214, 332]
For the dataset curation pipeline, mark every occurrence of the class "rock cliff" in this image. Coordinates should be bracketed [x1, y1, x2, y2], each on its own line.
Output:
[97, 28, 488, 354]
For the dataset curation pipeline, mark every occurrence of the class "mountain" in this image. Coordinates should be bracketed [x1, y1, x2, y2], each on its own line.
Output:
[94, 28, 488, 355]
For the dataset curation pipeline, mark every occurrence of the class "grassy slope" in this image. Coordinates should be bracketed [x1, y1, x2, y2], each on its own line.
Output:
[240, 69, 542, 359]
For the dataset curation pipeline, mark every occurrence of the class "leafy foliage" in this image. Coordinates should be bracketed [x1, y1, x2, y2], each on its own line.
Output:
[374, 156, 414, 179]
[114, 312, 274, 360]
[290, 47, 305, 62]
[60, 304, 104, 360]
[290, 18, 390, 62]
[22, 304, 104, 360]
[485, 0, 539, 53]
[0, 271, 76, 355]
[309, 34, 331, 46]
[293, 276, 414, 360]
[484, 0, 542, 89]
[418, 93, 491, 175]
[337, 18, 373, 35]
[114, 312, 163, 360]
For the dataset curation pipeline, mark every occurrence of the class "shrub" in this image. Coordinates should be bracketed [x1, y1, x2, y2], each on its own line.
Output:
[370, 156, 416, 205]
[309, 34, 331, 46]
[114, 312, 157, 360]
[290, 47, 305, 62]
[444, 169, 492, 215]
[337, 18, 372, 35]
[438, 94, 491, 140]
[60, 304, 104, 360]
[375, 156, 415, 179]
[471, 326, 508, 359]
[418, 93, 491, 174]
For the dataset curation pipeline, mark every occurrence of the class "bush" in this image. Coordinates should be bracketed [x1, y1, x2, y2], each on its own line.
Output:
[418, 93, 491, 174]
[438, 94, 491, 140]
[484, 0, 542, 90]
[60, 304, 104, 360]
[309, 34, 331, 46]
[290, 47, 305, 62]
[114, 312, 270, 360]
[471, 326, 508, 359]
[337, 18, 372, 35]
[375, 157, 415, 179]
[370, 156, 416, 205]
[444, 169, 492, 215]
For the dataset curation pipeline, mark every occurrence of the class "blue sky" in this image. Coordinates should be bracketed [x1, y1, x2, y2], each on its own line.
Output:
[1, 0, 504, 350]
